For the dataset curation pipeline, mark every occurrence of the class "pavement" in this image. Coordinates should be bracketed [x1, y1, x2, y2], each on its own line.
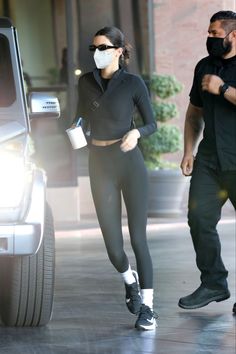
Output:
[0, 202, 235, 354]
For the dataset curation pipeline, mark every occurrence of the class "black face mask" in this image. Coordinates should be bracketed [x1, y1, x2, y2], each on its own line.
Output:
[206, 35, 232, 57]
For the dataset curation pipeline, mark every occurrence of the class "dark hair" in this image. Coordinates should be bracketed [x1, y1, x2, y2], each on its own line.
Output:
[210, 10, 236, 33]
[94, 26, 131, 65]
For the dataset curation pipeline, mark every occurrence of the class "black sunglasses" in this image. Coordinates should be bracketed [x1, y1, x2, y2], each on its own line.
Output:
[89, 44, 118, 52]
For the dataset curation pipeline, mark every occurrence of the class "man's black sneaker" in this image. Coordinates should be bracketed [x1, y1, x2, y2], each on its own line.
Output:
[135, 304, 157, 331]
[178, 284, 230, 309]
[125, 270, 142, 315]
[233, 303, 236, 314]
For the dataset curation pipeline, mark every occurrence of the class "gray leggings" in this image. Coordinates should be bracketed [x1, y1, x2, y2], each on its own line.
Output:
[89, 142, 153, 289]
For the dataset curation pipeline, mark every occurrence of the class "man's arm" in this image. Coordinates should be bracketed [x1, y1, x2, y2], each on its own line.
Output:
[222, 85, 236, 105]
[202, 74, 236, 105]
[180, 102, 204, 176]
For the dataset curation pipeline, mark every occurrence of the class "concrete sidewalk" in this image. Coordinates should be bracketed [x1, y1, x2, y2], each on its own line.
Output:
[0, 212, 235, 353]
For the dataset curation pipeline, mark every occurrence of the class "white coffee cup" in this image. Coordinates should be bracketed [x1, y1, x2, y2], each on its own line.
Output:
[66, 125, 87, 149]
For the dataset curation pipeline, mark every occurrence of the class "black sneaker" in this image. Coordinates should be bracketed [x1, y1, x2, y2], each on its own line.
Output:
[233, 303, 236, 314]
[125, 271, 142, 315]
[178, 284, 230, 310]
[135, 304, 157, 331]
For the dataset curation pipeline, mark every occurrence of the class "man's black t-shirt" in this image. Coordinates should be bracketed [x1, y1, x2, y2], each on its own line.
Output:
[190, 55, 236, 171]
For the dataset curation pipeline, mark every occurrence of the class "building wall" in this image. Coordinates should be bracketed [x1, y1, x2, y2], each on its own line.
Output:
[152, 0, 236, 162]
[9, 0, 56, 86]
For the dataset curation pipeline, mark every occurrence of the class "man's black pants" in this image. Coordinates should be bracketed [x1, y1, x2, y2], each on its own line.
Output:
[188, 159, 236, 290]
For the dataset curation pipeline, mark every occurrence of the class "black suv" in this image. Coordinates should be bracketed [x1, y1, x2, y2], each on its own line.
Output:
[0, 17, 60, 327]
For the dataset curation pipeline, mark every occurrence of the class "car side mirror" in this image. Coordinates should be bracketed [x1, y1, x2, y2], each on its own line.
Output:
[28, 92, 60, 119]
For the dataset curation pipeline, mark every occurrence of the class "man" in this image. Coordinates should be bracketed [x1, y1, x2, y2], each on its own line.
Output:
[179, 10, 236, 313]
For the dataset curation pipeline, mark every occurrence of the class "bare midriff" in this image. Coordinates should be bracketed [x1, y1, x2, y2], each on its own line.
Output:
[91, 138, 121, 146]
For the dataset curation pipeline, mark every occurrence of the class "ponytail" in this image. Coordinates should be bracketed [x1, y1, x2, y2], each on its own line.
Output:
[121, 43, 132, 65]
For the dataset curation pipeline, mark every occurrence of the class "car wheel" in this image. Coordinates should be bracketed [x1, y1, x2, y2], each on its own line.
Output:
[0, 203, 55, 326]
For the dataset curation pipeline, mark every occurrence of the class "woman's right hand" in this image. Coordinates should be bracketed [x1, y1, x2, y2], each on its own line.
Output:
[70, 122, 77, 129]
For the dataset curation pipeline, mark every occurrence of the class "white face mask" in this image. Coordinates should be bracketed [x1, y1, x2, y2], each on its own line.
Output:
[94, 49, 114, 69]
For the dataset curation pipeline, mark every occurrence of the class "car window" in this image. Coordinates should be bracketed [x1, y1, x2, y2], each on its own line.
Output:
[0, 34, 16, 107]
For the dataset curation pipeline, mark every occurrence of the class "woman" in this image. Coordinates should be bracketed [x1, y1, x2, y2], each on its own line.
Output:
[74, 26, 157, 330]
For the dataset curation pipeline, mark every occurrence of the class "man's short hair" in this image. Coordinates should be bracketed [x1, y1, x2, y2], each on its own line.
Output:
[210, 10, 236, 33]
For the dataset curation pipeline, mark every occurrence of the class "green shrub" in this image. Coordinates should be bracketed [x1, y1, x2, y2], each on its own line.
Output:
[139, 74, 184, 169]
[152, 101, 178, 122]
[150, 74, 183, 99]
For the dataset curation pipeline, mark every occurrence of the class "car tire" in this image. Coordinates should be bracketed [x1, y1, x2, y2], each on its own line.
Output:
[0, 203, 55, 327]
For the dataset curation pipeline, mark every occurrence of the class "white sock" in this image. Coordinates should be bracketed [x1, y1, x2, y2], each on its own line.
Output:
[121, 265, 136, 285]
[141, 289, 154, 309]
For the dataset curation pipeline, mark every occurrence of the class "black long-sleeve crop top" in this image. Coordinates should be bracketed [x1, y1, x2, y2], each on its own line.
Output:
[75, 67, 157, 140]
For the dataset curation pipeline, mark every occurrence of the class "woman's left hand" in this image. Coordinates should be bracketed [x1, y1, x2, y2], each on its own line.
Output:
[120, 129, 141, 152]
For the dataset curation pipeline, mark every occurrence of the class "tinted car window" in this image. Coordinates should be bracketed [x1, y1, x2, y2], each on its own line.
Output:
[0, 34, 16, 107]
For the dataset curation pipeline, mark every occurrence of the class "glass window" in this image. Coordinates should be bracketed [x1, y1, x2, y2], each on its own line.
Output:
[0, 34, 16, 107]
